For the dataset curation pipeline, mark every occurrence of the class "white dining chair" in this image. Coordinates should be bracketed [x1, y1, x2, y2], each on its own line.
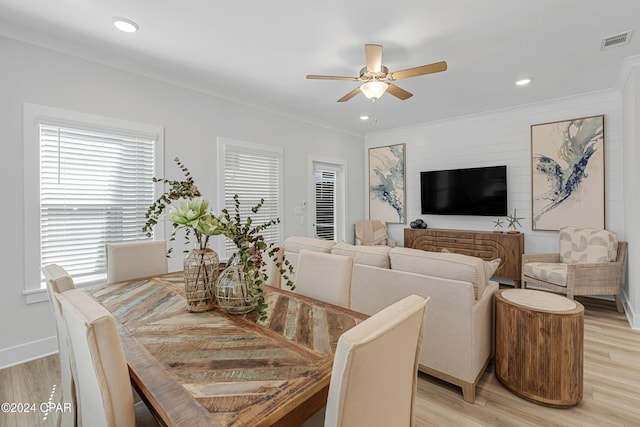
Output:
[105, 240, 168, 282]
[261, 246, 283, 288]
[294, 250, 354, 308]
[56, 289, 158, 427]
[304, 295, 428, 427]
[41, 264, 77, 427]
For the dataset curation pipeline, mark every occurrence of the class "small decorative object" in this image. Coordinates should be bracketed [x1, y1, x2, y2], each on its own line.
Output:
[216, 262, 256, 314]
[531, 115, 605, 230]
[183, 248, 219, 312]
[410, 218, 428, 229]
[369, 144, 406, 224]
[493, 218, 505, 233]
[506, 209, 524, 234]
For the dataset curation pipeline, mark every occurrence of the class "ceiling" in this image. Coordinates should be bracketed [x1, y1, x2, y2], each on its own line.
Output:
[1, 0, 639, 135]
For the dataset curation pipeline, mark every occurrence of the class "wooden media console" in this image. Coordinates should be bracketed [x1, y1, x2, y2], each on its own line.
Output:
[404, 228, 525, 286]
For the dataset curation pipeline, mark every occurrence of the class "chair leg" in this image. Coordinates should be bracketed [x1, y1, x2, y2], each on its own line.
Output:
[614, 295, 624, 313]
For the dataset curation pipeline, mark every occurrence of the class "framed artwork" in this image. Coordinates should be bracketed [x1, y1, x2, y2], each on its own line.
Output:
[368, 143, 406, 224]
[530, 115, 605, 231]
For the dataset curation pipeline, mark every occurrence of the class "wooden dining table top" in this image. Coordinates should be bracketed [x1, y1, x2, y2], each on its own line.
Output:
[85, 272, 368, 427]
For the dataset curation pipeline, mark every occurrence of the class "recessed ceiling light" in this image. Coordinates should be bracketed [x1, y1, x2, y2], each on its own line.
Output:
[360, 115, 370, 121]
[112, 17, 139, 33]
[515, 78, 532, 86]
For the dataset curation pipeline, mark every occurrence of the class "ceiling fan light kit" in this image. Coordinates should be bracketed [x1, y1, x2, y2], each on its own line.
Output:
[307, 44, 447, 102]
[360, 81, 388, 100]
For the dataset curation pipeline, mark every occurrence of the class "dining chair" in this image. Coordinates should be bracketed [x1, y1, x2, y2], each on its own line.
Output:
[41, 264, 77, 427]
[56, 288, 158, 427]
[261, 246, 283, 288]
[295, 250, 354, 308]
[305, 294, 428, 427]
[105, 240, 168, 282]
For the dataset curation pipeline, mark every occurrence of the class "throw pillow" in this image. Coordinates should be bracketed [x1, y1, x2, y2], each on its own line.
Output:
[483, 258, 501, 282]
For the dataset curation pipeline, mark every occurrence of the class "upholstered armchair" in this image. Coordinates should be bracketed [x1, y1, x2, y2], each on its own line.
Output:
[354, 220, 397, 247]
[522, 227, 627, 312]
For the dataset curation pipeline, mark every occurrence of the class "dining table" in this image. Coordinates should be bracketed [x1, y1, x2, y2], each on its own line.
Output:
[84, 271, 368, 427]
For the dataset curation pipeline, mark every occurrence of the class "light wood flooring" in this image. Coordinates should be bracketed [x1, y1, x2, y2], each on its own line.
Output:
[1, 296, 638, 426]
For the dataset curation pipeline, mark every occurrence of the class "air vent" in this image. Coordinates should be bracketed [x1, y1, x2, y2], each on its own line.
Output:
[600, 30, 633, 50]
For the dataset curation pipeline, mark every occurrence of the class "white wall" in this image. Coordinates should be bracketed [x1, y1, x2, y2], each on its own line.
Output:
[0, 36, 365, 367]
[365, 90, 634, 318]
[622, 61, 640, 328]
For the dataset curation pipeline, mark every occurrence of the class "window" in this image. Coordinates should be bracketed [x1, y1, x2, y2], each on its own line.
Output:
[218, 138, 283, 259]
[314, 169, 336, 240]
[24, 104, 163, 301]
[310, 159, 346, 242]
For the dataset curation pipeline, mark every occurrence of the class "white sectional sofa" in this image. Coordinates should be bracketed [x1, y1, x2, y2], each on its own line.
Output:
[281, 236, 499, 403]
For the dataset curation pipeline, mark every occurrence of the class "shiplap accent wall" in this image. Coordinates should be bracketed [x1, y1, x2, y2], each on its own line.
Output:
[365, 90, 624, 260]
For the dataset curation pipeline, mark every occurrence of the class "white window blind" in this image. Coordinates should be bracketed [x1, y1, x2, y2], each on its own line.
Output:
[39, 124, 156, 284]
[314, 169, 337, 241]
[223, 145, 282, 256]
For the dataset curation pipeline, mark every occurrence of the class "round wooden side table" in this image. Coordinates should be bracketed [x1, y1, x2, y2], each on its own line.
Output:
[495, 289, 584, 407]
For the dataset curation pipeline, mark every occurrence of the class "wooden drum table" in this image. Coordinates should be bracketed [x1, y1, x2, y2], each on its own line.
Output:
[495, 289, 584, 407]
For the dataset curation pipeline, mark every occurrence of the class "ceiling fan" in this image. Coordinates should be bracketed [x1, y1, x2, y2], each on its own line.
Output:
[306, 44, 447, 102]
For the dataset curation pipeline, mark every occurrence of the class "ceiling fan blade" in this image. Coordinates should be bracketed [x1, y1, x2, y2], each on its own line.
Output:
[337, 87, 362, 102]
[365, 44, 383, 73]
[306, 74, 359, 81]
[389, 61, 447, 80]
[386, 83, 413, 100]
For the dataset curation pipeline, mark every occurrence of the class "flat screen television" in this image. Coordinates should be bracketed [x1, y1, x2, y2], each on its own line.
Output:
[420, 165, 507, 216]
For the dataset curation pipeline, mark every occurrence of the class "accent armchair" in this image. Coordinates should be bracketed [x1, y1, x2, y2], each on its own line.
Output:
[354, 220, 397, 247]
[522, 227, 627, 312]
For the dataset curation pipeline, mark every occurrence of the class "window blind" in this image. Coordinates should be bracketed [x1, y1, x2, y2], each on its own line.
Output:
[314, 169, 336, 241]
[223, 148, 281, 256]
[39, 124, 156, 284]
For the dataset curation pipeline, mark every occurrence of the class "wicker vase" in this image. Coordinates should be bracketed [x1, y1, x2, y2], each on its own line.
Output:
[215, 263, 257, 314]
[184, 248, 219, 312]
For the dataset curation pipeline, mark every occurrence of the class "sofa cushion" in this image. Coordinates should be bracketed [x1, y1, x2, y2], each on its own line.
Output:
[483, 258, 501, 282]
[559, 227, 618, 263]
[390, 248, 486, 298]
[331, 242, 391, 268]
[284, 236, 336, 254]
[523, 262, 568, 287]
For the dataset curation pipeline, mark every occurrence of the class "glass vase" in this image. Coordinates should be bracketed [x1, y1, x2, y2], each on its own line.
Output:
[184, 248, 219, 312]
[215, 263, 257, 314]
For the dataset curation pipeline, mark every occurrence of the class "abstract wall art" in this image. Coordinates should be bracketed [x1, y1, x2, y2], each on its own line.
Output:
[369, 143, 406, 224]
[530, 115, 605, 231]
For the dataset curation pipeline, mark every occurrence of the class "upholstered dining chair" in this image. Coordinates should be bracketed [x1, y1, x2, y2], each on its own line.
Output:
[354, 219, 397, 247]
[304, 294, 428, 427]
[261, 246, 283, 288]
[522, 227, 628, 312]
[41, 264, 77, 427]
[105, 240, 168, 282]
[56, 289, 159, 427]
[295, 250, 354, 308]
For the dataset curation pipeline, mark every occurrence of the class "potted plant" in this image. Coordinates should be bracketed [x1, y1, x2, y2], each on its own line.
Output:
[143, 158, 294, 318]
[216, 194, 295, 318]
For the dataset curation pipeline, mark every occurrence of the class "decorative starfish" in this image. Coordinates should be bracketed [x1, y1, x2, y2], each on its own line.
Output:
[506, 209, 524, 230]
[493, 218, 504, 229]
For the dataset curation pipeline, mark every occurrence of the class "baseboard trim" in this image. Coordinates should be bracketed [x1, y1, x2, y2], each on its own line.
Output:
[0, 336, 58, 369]
[622, 293, 639, 330]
